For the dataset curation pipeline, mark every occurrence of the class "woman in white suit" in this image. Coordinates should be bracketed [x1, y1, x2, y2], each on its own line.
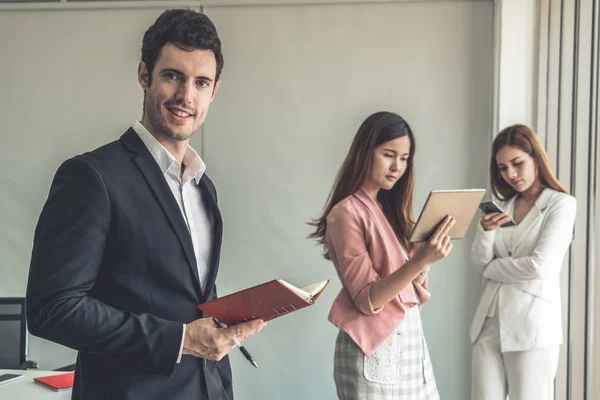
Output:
[470, 125, 576, 400]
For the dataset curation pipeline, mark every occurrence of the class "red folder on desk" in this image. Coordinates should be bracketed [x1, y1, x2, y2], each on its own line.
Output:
[33, 371, 74, 391]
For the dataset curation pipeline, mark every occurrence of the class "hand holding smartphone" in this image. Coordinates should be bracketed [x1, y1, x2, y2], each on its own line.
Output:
[478, 201, 516, 228]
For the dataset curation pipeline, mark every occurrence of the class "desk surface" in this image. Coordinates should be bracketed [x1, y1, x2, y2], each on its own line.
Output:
[0, 369, 72, 399]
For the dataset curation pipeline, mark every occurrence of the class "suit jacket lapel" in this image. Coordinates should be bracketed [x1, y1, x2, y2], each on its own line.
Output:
[121, 129, 203, 298]
[197, 176, 223, 303]
[511, 188, 553, 255]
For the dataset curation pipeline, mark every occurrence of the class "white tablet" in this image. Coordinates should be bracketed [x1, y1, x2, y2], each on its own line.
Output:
[409, 189, 486, 242]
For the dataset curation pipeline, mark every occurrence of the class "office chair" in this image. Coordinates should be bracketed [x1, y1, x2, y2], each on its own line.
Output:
[0, 297, 37, 369]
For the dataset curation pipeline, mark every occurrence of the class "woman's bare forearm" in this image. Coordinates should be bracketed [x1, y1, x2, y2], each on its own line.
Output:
[369, 257, 429, 309]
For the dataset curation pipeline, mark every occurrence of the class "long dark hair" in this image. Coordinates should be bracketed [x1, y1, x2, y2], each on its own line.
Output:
[491, 124, 567, 200]
[309, 111, 416, 258]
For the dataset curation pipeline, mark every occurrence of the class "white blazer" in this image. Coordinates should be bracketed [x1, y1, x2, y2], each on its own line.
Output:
[469, 188, 576, 352]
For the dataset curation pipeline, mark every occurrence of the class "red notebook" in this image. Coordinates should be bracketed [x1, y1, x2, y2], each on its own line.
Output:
[198, 279, 329, 326]
[33, 371, 74, 391]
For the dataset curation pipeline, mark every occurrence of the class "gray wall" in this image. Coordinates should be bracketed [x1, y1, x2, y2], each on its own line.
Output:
[0, 1, 493, 398]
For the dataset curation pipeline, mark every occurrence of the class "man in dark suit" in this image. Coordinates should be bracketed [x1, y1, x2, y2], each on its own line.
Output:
[25, 9, 265, 400]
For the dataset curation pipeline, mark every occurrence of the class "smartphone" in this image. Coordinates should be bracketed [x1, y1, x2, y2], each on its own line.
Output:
[478, 201, 516, 227]
[0, 373, 23, 385]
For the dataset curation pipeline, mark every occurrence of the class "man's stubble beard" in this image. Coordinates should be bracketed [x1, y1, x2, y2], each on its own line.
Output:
[146, 95, 197, 142]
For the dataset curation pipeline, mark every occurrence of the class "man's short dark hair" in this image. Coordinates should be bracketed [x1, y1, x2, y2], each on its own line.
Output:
[141, 9, 224, 84]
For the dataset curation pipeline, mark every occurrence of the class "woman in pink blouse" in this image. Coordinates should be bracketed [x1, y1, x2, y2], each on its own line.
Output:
[310, 111, 455, 399]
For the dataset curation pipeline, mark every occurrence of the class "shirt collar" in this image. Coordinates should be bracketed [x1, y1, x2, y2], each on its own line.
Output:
[132, 121, 206, 184]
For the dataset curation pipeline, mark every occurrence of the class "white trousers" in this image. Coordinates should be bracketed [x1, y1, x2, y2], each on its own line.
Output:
[471, 315, 560, 400]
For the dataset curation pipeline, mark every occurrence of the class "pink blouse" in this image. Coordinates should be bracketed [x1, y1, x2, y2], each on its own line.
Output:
[325, 188, 430, 356]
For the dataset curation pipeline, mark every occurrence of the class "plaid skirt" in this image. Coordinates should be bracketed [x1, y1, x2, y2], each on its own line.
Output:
[333, 305, 439, 400]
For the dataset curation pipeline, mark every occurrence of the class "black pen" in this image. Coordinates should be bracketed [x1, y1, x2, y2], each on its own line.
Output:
[213, 318, 259, 370]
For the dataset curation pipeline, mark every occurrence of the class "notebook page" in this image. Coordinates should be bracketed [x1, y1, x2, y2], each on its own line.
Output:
[278, 280, 310, 301]
[302, 280, 329, 297]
